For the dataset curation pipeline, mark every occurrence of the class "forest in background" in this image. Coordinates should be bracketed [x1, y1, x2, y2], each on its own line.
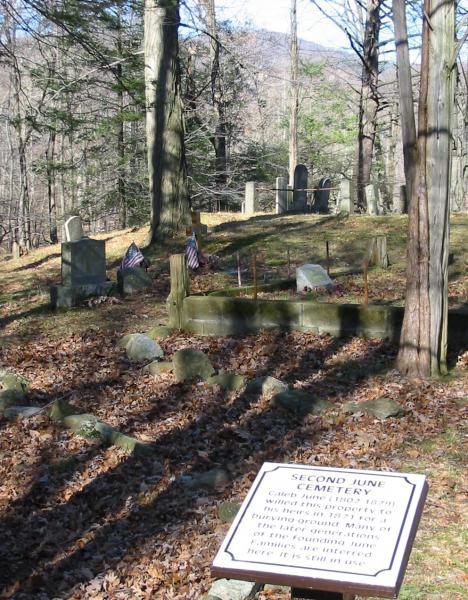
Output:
[0, 0, 466, 252]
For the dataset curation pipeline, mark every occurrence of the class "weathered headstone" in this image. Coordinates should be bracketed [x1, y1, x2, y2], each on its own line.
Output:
[365, 184, 379, 215]
[64, 215, 84, 242]
[338, 179, 353, 214]
[50, 238, 113, 308]
[245, 182, 258, 214]
[394, 185, 407, 214]
[12, 241, 20, 260]
[276, 177, 288, 214]
[296, 264, 333, 292]
[291, 164, 308, 212]
[212, 462, 428, 599]
[312, 177, 331, 214]
[117, 267, 152, 295]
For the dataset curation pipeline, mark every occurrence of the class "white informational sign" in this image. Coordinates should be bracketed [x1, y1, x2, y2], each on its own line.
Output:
[212, 463, 428, 598]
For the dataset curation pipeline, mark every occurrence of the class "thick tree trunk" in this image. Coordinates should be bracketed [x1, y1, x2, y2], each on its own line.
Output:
[288, 0, 299, 186]
[144, 0, 190, 244]
[394, 0, 455, 377]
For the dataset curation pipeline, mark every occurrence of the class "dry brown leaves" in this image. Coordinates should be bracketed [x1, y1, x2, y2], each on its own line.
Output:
[0, 329, 466, 599]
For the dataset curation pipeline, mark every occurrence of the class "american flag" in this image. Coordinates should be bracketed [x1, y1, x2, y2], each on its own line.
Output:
[186, 234, 199, 269]
[121, 242, 145, 269]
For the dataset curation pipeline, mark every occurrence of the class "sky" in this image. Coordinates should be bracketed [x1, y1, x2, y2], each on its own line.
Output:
[216, 0, 349, 49]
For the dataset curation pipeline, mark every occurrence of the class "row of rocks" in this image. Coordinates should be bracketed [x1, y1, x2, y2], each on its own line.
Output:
[119, 331, 404, 420]
[0, 369, 152, 455]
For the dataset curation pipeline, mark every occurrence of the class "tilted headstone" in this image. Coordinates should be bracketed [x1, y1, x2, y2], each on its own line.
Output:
[339, 179, 353, 214]
[291, 164, 308, 212]
[275, 176, 288, 214]
[312, 177, 331, 214]
[244, 181, 258, 214]
[64, 215, 84, 242]
[366, 184, 379, 215]
[296, 264, 333, 292]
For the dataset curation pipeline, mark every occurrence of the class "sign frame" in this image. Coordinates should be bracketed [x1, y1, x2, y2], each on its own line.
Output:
[212, 463, 428, 598]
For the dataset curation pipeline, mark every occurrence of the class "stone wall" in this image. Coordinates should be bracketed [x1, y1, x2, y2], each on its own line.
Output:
[181, 295, 467, 346]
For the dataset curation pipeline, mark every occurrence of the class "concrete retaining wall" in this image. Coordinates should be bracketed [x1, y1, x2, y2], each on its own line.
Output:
[182, 295, 467, 346]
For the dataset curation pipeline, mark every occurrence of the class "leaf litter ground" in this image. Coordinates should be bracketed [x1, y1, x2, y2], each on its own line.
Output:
[1, 329, 466, 599]
[0, 213, 467, 599]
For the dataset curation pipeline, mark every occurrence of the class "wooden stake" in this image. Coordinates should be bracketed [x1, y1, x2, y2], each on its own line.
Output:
[237, 252, 242, 287]
[167, 253, 189, 329]
[252, 253, 258, 300]
[363, 260, 369, 305]
[287, 246, 291, 279]
[326, 240, 330, 275]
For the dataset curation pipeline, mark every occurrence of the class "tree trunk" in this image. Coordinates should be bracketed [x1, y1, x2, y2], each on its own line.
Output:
[288, 0, 299, 186]
[354, 0, 382, 210]
[393, 0, 455, 377]
[203, 0, 228, 200]
[144, 0, 190, 244]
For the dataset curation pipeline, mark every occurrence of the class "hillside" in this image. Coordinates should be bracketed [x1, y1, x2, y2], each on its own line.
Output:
[0, 213, 467, 600]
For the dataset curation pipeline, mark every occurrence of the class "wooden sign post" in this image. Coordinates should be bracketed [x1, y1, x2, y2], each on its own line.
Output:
[212, 463, 427, 599]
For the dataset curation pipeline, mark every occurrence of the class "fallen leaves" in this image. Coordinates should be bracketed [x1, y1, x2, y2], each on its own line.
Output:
[0, 327, 466, 599]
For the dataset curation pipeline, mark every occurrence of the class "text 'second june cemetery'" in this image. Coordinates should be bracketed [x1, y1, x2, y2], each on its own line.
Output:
[212, 463, 428, 598]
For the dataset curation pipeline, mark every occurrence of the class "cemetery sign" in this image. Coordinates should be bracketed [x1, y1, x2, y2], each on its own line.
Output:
[212, 463, 428, 598]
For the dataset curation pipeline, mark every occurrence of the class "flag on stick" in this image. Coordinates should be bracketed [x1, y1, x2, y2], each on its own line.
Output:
[121, 242, 145, 269]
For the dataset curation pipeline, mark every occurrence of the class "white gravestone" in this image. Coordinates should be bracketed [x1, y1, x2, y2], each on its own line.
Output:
[64, 215, 84, 242]
[339, 180, 353, 214]
[296, 264, 333, 292]
[212, 463, 427, 598]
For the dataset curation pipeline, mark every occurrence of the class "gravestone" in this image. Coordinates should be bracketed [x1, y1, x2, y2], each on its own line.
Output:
[338, 179, 353, 214]
[313, 177, 331, 214]
[12, 241, 20, 260]
[245, 182, 258, 214]
[296, 264, 333, 292]
[212, 462, 428, 599]
[366, 184, 379, 215]
[50, 238, 112, 308]
[64, 215, 84, 242]
[291, 164, 308, 212]
[394, 185, 407, 214]
[276, 177, 288, 214]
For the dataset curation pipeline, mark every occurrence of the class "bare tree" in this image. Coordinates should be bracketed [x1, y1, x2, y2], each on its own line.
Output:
[289, 0, 299, 185]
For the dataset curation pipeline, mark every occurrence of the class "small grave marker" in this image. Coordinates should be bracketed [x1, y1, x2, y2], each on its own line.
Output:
[212, 463, 427, 598]
[186, 211, 207, 251]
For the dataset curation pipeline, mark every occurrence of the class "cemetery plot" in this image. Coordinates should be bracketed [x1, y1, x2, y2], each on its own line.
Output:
[212, 463, 428, 598]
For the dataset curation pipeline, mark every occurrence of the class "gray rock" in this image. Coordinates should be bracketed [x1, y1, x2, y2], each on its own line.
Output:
[206, 374, 246, 391]
[172, 349, 215, 382]
[247, 376, 288, 396]
[143, 361, 173, 376]
[218, 501, 241, 523]
[273, 389, 330, 416]
[208, 579, 261, 600]
[126, 334, 163, 362]
[64, 215, 84, 242]
[0, 369, 30, 394]
[117, 267, 152, 295]
[146, 325, 174, 340]
[4, 405, 42, 418]
[118, 333, 136, 349]
[0, 389, 24, 412]
[344, 397, 404, 420]
[183, 468, 230, 490]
